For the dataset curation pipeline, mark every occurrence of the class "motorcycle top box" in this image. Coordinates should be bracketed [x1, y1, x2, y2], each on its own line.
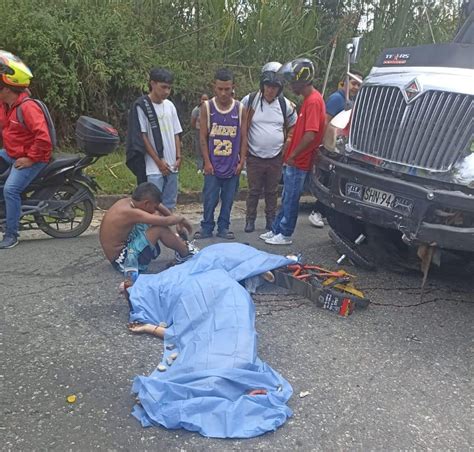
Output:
[75, 116, 119, 156]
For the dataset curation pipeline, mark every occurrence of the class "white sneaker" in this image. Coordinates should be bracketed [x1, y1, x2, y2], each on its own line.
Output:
[259, 230, 275, 241]
[265, 233, 293, 245]
[308, 211, 324, 228]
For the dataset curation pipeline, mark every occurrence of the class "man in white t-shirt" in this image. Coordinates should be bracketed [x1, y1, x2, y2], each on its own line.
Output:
[138, 68, 183, 210]
[241, 62, 297, 233]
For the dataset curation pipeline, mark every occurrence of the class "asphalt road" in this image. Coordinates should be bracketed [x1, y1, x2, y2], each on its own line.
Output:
[2, 204, 472, 451]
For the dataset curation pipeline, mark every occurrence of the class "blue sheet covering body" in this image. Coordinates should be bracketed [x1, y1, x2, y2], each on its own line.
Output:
[128, 243, 294, 438]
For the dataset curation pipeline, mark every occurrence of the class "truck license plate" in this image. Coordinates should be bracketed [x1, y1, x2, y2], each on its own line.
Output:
[345, 183, 414, 214]
[363, 187, 394, 208]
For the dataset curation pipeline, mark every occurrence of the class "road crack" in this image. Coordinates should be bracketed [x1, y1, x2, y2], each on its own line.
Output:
[253, 293, 310, 316]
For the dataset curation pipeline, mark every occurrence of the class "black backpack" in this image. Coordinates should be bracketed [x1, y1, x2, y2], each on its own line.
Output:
[16, 98, 57, 148]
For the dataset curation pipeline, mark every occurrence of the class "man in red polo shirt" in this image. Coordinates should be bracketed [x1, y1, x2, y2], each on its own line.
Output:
[260, 58, 326, 245]
[0, 51, 52, 249]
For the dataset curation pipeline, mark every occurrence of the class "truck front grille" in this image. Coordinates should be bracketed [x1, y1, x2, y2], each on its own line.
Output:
[350, 86, 474, 172]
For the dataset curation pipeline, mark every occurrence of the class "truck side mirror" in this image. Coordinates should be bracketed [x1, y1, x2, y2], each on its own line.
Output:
[346, 37, 362, 64]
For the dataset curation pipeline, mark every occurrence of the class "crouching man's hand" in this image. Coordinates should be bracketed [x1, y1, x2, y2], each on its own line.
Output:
[177, 218, 193, 236]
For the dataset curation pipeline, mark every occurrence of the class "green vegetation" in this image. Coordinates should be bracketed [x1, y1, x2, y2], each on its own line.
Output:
[83, 147, 248, 194]
[1, 0, 463, 193]
[83, 149, 136, 195]
[2, 0, 461, 143]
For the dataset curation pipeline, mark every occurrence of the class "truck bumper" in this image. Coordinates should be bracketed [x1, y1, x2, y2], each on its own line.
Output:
[310, 153, 474, 252]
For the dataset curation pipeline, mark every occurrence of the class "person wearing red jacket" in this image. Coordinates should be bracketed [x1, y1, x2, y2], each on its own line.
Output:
[0, 51, 52, 249]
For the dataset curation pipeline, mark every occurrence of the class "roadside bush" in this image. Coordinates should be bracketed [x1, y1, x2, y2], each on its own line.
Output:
[0, 0, 461, 150]
[1, 0, 154, 141]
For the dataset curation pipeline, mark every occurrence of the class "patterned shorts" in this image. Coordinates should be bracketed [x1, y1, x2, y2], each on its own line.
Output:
[112, 224, 161, 273]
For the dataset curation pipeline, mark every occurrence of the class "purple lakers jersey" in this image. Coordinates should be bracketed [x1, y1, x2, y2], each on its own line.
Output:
[206, 98, 242, 178]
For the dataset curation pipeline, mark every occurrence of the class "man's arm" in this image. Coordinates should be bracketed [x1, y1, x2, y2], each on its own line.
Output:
[286, 131, 316, 165]
[156, 203, 172, 217]
[191, 106, 199, 129]
[158, 204, 193, 235]
[235, 107, 248, 175]
[154, 203, 193, 235]
[200, 102, 213, 175]
[174, 134, 182, 170]
[170, 104, 183, 172]
[282, 125, 295, 155]
[325, 113, 334, 126]
[129, 207, 186, 229]
[18, 101, 52, 167]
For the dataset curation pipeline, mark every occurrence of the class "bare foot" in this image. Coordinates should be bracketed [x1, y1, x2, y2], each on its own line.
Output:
[127, 322, 165, 339]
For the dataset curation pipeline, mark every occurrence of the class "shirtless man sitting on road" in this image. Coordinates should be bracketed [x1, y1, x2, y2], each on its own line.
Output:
[99, 182, 198, 273]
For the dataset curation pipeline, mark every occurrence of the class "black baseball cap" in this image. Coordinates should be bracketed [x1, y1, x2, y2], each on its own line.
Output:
[149, 67, 174, 84]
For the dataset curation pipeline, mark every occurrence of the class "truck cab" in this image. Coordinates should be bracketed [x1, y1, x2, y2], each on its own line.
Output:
[311, 12, 474, 268]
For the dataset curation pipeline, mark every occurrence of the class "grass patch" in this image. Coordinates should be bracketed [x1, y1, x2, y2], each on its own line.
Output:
[77, 146, 247, 195]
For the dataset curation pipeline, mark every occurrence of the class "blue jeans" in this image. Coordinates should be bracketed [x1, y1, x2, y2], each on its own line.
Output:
[272, 165, 308, 237]
[201, 174, 239, 233]
[147, 172, 178, 210]
[0, 149, 47, 237]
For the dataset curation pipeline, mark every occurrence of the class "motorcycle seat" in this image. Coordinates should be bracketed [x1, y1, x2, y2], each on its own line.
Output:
[36, 154, 83, 178]
[0, 154, 83, 182]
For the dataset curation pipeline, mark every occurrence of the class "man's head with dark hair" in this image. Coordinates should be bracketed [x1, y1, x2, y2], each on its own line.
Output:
[150, 68, 174, 84]
[214, 68, 234, 83]
[341, 69, 364, 83]
[213, 68, 234, 106]
[342, 69, 364, 99]
[131, 182, 162, 213]
[148, 68, 174, 102]
[350, 69, 364, 80]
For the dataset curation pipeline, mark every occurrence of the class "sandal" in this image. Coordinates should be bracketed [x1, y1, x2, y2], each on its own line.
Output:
[194, 229, 213, 239]
[216, 229, 235, 240]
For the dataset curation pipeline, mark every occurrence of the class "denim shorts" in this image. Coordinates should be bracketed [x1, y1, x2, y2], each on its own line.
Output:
[112, 224, 161, 273]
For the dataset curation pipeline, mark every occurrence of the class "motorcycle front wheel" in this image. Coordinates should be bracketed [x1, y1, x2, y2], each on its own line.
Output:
[34, 185, 94, 238]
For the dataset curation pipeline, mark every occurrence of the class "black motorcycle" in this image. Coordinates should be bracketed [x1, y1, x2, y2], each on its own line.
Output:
[0, 116, 119, 238]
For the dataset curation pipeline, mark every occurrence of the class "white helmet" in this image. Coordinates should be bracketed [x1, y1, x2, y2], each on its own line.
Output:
[260, 61, 283, 94]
